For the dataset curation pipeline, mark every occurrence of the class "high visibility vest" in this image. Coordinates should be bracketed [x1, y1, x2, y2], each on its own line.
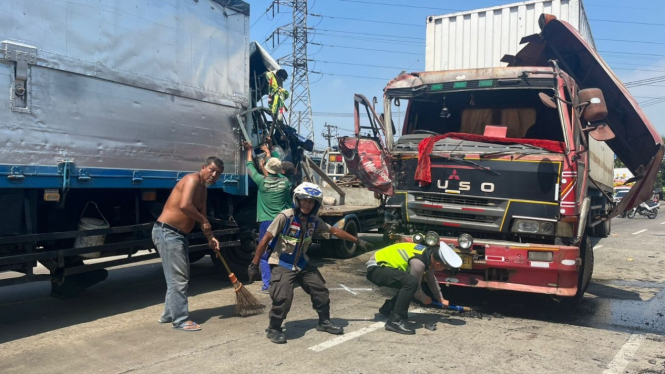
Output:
[375, 243, 429, 272]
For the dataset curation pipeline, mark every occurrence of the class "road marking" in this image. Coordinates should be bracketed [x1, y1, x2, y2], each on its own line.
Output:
[602, 334, 645, 374]
[594, 245, 604, 250]
[632, 229, 648, 235]
[308, 322, 384, 352]
[338, 284, 357, 295]
[660, 221, 665, 224]
[308, 308, 430, 352]
[330, 286, 374, 293]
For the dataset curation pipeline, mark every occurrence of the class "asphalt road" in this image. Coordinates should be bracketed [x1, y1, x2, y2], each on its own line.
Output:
[1, 213, 664, 374]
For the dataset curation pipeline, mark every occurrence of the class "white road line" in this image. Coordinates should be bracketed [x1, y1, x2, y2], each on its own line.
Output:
[602, 334, 645, 374]
[308, 322, 384, 352]
[308, 308, 430, 352]
[594, 245, 604, 250]
[338, 284, 357, 295]
[632, 229, 648, 235]
[660, 221, 665, 224]
[329, 287, 374, 292]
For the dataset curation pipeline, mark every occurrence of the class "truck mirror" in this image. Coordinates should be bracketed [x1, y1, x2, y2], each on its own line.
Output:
[578, 88, 608, 123]
[538, 92, 557, 109]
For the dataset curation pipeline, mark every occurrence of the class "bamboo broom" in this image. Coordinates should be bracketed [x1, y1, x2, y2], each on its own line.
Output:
[214, 250, 264, 317]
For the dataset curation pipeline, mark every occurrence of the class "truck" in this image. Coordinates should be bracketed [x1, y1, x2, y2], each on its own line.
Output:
[310, 149, 384, 258]
[0, 0, 319, 294]
[341, 0, 662, 299]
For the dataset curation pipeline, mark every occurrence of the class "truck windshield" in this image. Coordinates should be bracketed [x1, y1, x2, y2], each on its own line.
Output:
[400, 88, 564, 143]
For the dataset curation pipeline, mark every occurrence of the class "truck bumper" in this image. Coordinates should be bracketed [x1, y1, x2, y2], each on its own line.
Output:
[398, 236, 580, 297]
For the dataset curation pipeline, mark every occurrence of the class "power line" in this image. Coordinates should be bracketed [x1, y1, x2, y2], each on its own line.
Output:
[309, 13, 421, 27]
[312, 27, 417, 40]
[596, 38, 665, 46]
[334, 0, 460, 11]
[590, 19, 665, 27]
[311, 70, 391, 81]
[309, 42, 420, 55]
[600, 50, 665, 58]
[313, 31, 425, 45]
[311, 59, 409, 70]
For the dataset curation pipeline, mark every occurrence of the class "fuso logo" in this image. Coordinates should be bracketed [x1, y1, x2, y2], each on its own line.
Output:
[437, 170, 495, 192]
[448, 170, 460, 180]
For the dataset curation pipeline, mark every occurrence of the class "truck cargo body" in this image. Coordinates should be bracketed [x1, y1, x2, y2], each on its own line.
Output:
[425, 0, 594, 71]
[343, 14, 662, 298]
[0, 0, 267, 289]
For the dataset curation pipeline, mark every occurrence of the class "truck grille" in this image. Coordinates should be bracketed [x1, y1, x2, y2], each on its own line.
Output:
[413, 209, 495, 223]
[414, 194, 496, 207]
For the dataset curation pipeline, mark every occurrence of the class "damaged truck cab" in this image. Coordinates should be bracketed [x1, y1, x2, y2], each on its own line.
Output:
[341, 16, 663, 298]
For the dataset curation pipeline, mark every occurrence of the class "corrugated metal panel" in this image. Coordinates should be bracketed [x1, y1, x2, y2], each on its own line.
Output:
[588, 137, 614, 192]
[426, 0, 595, 71]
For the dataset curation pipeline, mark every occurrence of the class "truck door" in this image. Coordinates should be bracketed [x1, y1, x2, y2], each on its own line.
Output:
[338, 94, 394, 196]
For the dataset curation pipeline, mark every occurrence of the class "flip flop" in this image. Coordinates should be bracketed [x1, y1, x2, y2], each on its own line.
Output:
[173, 321, 202, 332]
[158, 318, 171, 324]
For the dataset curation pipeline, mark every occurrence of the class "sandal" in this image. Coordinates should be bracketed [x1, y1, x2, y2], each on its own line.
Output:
[173, 321, 202, 332]
[158, 318, 171, 324]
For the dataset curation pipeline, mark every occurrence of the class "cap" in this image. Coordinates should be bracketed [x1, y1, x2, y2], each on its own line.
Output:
[265, 157, 282, 175]
[435, 242, 463, 268]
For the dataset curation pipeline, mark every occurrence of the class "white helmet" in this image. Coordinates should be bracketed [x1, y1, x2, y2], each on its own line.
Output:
[293, 182, 323, 215]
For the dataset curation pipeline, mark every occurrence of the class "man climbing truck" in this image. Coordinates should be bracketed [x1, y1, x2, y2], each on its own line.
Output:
[341, 14, 663, 299]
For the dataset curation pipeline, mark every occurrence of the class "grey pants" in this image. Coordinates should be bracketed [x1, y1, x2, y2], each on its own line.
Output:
[269, 264, 330, 321]
[152, 224, 190, 327]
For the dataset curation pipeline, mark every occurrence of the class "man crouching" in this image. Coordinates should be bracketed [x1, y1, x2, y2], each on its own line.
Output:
[247, 182, 373, 344]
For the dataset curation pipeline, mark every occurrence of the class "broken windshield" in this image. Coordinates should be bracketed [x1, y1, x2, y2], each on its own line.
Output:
[393, 87, 565, 153]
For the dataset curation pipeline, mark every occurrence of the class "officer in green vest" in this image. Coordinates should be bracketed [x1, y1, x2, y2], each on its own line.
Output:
[366, 242, 462, 334]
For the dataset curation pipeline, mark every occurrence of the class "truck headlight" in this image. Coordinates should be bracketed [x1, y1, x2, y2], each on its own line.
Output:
[412, 232, 425, 244]
[511, 219, 556, 236]
[424, 231, 440, 246]
[513, 220, 540, 233]
[457, 233, 473, 250]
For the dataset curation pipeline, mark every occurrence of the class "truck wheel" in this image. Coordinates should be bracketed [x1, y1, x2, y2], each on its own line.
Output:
[573, 235, 594, 300]
[594, 218, 611, 238]
[188, 251, 206, 264]
[333, 219, 359, 259]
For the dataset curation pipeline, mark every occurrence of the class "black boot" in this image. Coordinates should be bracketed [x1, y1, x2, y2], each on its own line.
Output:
[385, 312, 415, 335]
[266, 318, 287, 344]
[316, 313, 344, 335]
[379, 299, 393, 316]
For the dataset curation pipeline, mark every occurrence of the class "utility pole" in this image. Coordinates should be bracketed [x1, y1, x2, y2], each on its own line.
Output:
[266, 0, 315, 145]
[321, 123, 337, 149]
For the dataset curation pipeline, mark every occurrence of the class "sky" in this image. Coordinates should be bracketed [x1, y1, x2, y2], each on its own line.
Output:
[247, 0, 665, 150]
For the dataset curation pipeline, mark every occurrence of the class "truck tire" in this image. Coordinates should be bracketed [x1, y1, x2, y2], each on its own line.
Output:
[573, 235, 594, 300]
[333, 219, 359, 259]
[594, 218, 611, 238]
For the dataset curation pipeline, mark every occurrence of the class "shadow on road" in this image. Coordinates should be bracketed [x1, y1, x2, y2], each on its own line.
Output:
[0, 257, 234, 345]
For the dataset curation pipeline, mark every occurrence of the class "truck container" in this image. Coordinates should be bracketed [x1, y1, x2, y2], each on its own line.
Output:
[342, 12, 662, 299]
[425, 0, 594, 71]
[0, 0, 324, 294]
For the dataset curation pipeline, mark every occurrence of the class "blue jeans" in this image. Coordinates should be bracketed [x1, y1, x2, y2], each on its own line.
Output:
[259, 221, 273, 290]
[152, 224, 190, 327]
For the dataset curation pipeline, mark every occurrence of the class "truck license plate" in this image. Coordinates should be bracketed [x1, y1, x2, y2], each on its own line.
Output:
[461, 255, 473, 269]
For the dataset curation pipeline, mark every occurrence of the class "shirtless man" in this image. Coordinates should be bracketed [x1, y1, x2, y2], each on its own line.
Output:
[152, 156, 224, 331]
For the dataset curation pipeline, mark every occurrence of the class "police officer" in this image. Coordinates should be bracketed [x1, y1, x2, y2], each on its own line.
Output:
[248, 182, 373, 344]
[366, 242, 462, 335]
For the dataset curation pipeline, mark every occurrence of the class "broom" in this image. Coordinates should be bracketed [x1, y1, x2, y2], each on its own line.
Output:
[214, 250, 264, 317]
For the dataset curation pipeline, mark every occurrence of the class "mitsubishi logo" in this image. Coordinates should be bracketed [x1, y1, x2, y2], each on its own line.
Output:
[448, 169, 460, 180]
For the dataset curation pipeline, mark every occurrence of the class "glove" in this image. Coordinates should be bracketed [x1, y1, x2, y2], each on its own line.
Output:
[247, 263, 259, 284]
[356, 239, 373, 251]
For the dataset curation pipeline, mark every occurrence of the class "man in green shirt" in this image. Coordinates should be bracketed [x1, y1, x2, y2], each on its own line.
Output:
[244, 141, 292, 292]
